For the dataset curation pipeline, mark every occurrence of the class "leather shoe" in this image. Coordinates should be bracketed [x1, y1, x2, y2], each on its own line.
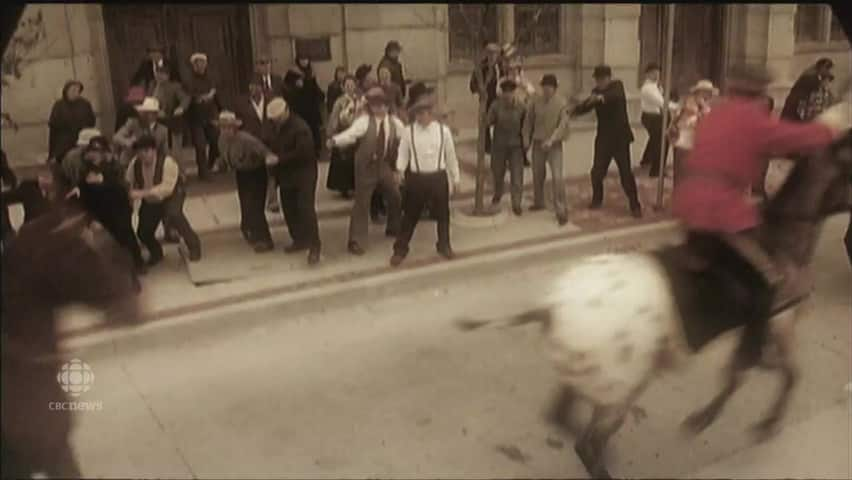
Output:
[630, 205, 643, 219]
[284, 243, 309, 254]
[491, 195, 501, 206]
[588, 201, 603, 210]
[529, 204, 546, 212]
[307, 249, 321, 265]
[557, 214, 569, 226]
[512, 206, 522, 216]
[437, 246, 455, 260]
[188, 249, 202, 262]
[146, 253, 164, 267]
[348, 242, 366, 256]
[390, 254, 405, 267]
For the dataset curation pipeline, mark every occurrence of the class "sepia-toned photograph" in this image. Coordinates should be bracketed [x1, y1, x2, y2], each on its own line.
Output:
[1, 2, 850, 479]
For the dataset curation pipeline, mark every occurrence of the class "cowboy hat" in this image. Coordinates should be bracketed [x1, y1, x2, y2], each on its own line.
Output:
[76, 128, 102, 147]
[690, 79, 719, 95]
[267, 97, 289, 120]
[215, 110, 243, 127]
[135, 97, 161, 113]
[190, 52, 208, 63]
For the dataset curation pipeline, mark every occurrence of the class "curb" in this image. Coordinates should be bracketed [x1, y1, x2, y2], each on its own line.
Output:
[55, 219, 681, 357]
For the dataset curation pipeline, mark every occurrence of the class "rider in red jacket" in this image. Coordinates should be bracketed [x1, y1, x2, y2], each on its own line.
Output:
[672, 64, 839, 365]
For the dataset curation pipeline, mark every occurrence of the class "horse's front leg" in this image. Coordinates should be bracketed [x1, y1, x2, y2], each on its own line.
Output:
[682, 358, 747, 435]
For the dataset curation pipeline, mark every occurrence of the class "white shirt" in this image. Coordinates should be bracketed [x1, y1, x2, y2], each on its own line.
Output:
[250, 96, 265, 121]
[264, 74, 273, 91]
[125, 155, 180, 202]
[640, 80, 666, 114]
[396, 121, 460, 184]
[332, 114, 404, 154]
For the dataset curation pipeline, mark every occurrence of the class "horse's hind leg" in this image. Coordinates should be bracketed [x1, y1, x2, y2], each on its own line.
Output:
[545, 386, 583, 436]
[682, 360, 747, 435]
[751, 313, 800, 441]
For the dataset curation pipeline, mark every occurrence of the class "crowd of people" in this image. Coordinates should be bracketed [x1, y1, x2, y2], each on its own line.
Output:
[1, 33, 848, 291]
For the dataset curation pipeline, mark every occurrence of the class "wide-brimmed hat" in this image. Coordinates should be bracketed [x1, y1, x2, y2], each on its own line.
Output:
[190, 52, 208, 63]
[215, 110, 243, 127]
[540, 74, 558, 88]
[267, 97, 289, 120]
[365, 86, 388, 105]
[690, 79, 719, 95]
[135, 97, 160, 113]
[76, 128, 102, 146]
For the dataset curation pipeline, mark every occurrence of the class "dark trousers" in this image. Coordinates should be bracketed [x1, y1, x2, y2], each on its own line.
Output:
[137, 197, 201, 260]
[491, 144, 524, 209]
[278, 179, 321, 250]
[235, 167, 272, 245]
[371, 190, 386, 219]
[590, 137, 640, 208]
[641, 113, 667, 176]
[393, 171, 450, 257]
[190, 120, 219, 178]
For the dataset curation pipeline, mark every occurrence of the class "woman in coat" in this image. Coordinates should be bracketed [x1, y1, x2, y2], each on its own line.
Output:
[48, 80, 96, 164]
[326, 75, 365, 198]
[290, 55, 326, 155]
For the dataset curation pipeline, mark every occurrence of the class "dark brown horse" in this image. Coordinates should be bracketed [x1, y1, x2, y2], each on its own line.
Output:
[1, 199, 142, 479]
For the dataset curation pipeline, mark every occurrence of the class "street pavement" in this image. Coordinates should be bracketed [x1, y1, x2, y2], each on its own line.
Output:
[60, 213, 851, 479]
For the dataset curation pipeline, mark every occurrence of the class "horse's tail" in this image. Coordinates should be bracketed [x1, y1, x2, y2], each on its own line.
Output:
[455, 307, 553, 333]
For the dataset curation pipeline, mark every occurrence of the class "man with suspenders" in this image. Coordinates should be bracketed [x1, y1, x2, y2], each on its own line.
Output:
[391, 94, 461, 267]
[328, 87, 405, 255]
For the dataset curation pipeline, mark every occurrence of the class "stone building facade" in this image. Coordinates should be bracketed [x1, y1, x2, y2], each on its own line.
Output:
[1, 3, 849, 168]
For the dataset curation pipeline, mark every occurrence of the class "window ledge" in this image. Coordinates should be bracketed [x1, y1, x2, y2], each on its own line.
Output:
[794, 41, 850, 54]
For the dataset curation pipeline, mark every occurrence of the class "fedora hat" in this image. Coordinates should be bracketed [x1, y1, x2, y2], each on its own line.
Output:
[215, 110, 243, 127]
[76, 128, 102, 147]
[190, 52, 208, 63]
[267, 97, 289, 120]
[690, 79, 719, 95]
[135, 97, 160, 113]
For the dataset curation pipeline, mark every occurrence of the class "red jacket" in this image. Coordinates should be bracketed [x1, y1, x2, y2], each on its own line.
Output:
[672, 97, 834, 233]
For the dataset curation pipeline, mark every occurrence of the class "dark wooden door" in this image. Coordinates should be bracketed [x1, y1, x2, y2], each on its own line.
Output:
[639, 5, 725, 98]
[102, 4, 252, 118]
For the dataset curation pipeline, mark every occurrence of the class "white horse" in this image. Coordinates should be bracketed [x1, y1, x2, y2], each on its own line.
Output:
[456, 130, 852, 478]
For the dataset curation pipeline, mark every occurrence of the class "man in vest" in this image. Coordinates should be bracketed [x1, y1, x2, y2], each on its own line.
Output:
[328, 86, 405, 255]
[126, 135, 201, 266]
[391, 94, 461, 267]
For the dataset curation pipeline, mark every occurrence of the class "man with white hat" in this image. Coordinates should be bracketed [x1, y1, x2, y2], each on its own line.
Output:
[216, 110, 278, 253]
[185, 52, 220, 180]
[58, 127, 101, 181]
[668, 79, 717, 186]
[265, 97, 322, 265]
[114, 96, 170, 168]
[328, 86, 405, 256]
[391, 94, 461, 267]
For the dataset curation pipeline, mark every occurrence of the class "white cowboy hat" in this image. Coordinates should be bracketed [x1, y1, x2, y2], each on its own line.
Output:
[135, 97, 160, 113]
[267, 97, 289, 120]
[76, 128, 102, 146]
[690, 79, 719, 95]
[190, 52, 208, 63]
[214, 110, 242, 127]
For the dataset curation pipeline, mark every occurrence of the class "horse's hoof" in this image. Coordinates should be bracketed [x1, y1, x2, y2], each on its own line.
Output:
[750, 417, 782, 443]
[681, 410, 716, 436]
[574, 443, 611, 479]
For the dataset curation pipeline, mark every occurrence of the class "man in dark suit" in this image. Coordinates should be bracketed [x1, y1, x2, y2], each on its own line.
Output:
[233, 74, 268, 139]
[255, 56, 285, 98]
[131, 43, 181, 92]
[571, 64, 642, 218]
[265, 98, 321, 265]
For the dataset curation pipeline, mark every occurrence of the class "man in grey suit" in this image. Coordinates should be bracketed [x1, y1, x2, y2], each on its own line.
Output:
[328, 87, 404, 255]
[114, 97, 171, 169]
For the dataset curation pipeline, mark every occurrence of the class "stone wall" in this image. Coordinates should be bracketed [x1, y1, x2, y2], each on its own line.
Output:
[1, 4, 113, 168]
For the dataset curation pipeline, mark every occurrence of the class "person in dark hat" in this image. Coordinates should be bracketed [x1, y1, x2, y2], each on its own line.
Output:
[487, 78, 527, 215]
[378, 40, 407, 98]
[571, 64, 642, 218]
[293, 55, 326, 155]
[328, 86, 405, 255]
[48, 80, 96, 164]
[391, 94, 461, 267]
[126, 135, 202, 266]
[355, 64, 375, 92]
[131, 43, 181, 92]
[523, 74, 570, 225]
[672, 63, 842, 367]
[470, 42, 503, 154]
[781, 57, 834, 122]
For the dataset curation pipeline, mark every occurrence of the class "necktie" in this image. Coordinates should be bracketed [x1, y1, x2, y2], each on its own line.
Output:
[266, 76, 272, 91]
[375, 119, 386, 163]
